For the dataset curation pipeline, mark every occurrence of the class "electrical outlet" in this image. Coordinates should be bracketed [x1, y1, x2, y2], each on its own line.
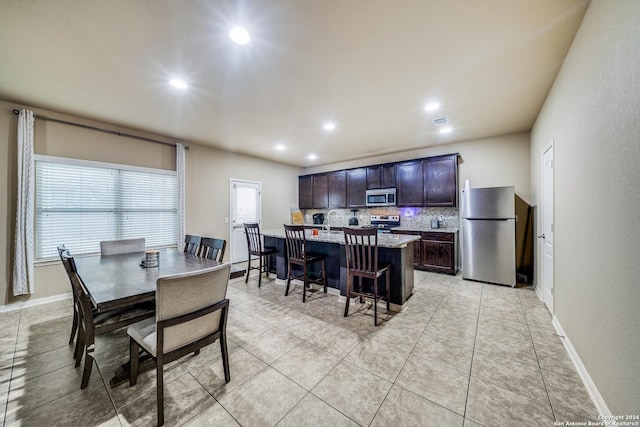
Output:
[438, 215, 444, 221]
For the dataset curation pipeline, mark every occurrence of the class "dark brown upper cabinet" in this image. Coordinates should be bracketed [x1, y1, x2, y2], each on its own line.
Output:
[424, 154, 458, 207]
[396, 160, 424, 206]
[298, 175, 313, 209]
[328, 170, 347, 208]
[346, 168, 367, 207]
[312, 174, 329, 209]
[366, 164, 396, 189]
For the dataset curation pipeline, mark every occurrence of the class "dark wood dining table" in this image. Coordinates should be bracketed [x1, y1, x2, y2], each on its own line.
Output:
[74, 249, 229, 387]
[74, 249, 228, 313]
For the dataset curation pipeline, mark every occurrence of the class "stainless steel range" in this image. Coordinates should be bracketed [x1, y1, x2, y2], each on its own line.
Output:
[369, 215, 400, 231]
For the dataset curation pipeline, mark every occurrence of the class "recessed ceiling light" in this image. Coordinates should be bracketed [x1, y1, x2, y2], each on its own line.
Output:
[307, 154, 317, 160]
[229, 27, 250, 45]
[169, 79, 188, 89]
[424, 102, 440, 112]
[440, 126, 453, 134]
[275, 144, 285, 151]
[323, 122, 336, 132]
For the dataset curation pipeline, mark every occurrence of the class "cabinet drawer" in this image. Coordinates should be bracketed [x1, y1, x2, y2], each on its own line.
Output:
[422, 232, 454, 242]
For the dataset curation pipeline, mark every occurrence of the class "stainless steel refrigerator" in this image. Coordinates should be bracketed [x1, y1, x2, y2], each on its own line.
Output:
[461, 186, 516, 286]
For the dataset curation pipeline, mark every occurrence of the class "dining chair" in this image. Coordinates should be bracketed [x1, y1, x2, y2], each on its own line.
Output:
[283, 224, 327, 302]
[127, 264, 232, 426]
[57, 244, 80, 348]
[199, 237, 226, 262]
[100, 238, 145, 255]
[59, 249, 155, 389]
[343, 227, 390, 326]
[183, 234, 202, 255]
[243, 223, 277, 287]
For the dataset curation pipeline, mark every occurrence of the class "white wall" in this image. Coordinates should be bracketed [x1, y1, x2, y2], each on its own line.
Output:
[530, 0, 640, 414]
[0, 100, 300, 307]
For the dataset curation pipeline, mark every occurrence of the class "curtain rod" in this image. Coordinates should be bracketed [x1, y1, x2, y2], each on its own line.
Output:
[12, 109, 189, 150]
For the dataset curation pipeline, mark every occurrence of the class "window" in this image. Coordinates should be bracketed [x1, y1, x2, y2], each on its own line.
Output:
[35, 155, 177, 260]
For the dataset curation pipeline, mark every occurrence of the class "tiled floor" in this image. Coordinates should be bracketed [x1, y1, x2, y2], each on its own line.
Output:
[0, 269, 599, 426]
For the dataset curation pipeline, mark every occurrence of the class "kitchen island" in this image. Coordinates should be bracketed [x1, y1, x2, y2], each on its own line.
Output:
[261, 228, 420, 310]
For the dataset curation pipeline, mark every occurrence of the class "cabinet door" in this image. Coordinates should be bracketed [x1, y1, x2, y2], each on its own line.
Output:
[380, 164, 396, 188]
[328, 170, 347, 208]
[396, 160, 424, 206]
[298, 176, 313, 209]
[421, 240, 454, 272]
[312, 174, 329, 209]
[424, 155, 458, 207]
[347, 168, 367, 207]
[366, 166, 381, 189]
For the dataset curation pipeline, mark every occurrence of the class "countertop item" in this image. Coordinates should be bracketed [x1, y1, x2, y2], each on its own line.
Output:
[261, 229, 419, 249]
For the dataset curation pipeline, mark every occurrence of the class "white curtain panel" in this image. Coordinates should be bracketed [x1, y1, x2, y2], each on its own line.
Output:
[176, 143, 186, 249]
[13, 109, 35, 295]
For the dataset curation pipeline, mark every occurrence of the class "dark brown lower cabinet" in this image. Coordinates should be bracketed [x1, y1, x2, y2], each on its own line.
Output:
[392, 230, 456, 275]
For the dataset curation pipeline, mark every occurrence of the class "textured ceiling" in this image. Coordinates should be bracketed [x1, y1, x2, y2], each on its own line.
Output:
[0, 0, 590, 167]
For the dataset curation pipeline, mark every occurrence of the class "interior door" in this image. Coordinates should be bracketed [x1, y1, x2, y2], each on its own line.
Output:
[230, 179, 261, 263]
[540, 143, 554, 312]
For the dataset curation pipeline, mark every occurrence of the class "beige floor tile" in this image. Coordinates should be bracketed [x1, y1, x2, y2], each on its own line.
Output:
[227, 314, 271, 345]
[312, 360, 392, 426]
[306, 323, 362, 358]
[188, 346, 268, 400]
[271, 341, 340, 391]
[471, 349, 547, 402]
[276, 393, 359, 427]
[465, 377, 554, 427]
[275, 312, 331, 340]
[533, 340, 580, 379]
[370, 385, 464, 427]
[4, 378, 114, 427]
[412, 331, 474, 374]
[182, 402, 241, 426]
[474, 329, 537, 366]
[118, 373, 216, 427]
[242, 327, 303, 364]
[395, 354, 469, 415]
[219, 367, 307, 427]
[543, 370, 599, 420]
[344, 339, 410, 382]
[10, 344, 76, 382]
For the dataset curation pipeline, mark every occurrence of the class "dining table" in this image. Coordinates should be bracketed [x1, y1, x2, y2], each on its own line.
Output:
[73, 248, 229, 386]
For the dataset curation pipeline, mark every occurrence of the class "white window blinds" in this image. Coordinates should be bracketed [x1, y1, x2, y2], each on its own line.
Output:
[234, 186, 258, 223]
[35, 156, 177, 260]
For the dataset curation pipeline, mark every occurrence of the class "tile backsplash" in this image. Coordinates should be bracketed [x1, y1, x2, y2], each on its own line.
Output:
[302, 207, 459, 229]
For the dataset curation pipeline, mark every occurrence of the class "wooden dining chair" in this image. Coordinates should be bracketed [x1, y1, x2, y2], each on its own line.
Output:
[283, 224, 327, 302]
[199, 237, 226, 262]
[183, 234, 202, 255]
[243, 223, 277, 287]
[127, 264, 232, 426]
[59, 249, 155, 389]
[57, 244, 80, 348]
[100, 238, 145, 255]
[343, 227, 390, 326]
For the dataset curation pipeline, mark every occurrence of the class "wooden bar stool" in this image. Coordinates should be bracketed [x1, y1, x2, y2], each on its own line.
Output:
[243, 223, 277, 287]
[343, 227, 390, 326]
[283, 224, 327, 302]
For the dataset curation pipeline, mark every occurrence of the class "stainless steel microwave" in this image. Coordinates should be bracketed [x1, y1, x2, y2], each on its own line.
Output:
[366, 188, 396, 207]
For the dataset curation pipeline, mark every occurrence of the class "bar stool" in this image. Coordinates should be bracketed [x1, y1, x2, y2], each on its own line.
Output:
[243, 223, 277, 287]
[343, 227, 390, 326]
[283, 224, 327, 302]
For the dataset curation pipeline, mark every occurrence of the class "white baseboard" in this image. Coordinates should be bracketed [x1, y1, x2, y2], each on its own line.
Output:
[552, 315, 611, 417]
[0, 292, 72, 313]
[533, 280, 543, 301]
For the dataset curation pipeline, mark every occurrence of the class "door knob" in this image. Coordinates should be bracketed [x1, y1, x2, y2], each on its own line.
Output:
[537, 234, 545, 239]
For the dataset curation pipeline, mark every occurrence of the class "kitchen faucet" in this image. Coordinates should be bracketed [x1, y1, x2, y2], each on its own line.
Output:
[325, 210, 339, 232]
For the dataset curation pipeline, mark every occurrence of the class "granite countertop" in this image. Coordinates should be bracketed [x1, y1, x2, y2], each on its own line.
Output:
[392, 226, 459, 233]
[262, 229, 420, 249]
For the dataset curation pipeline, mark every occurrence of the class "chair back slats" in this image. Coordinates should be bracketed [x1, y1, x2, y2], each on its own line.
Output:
[343, 228, 379, 277]
[284, 225, 306, 262]
[200, 237, 226, 262]
[100, 238, 145, 255]
[244, 223, 263, 254]
[184, 235, 202, 255]
[60, 250, 96, 334]
[156, 265, 231, 353]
